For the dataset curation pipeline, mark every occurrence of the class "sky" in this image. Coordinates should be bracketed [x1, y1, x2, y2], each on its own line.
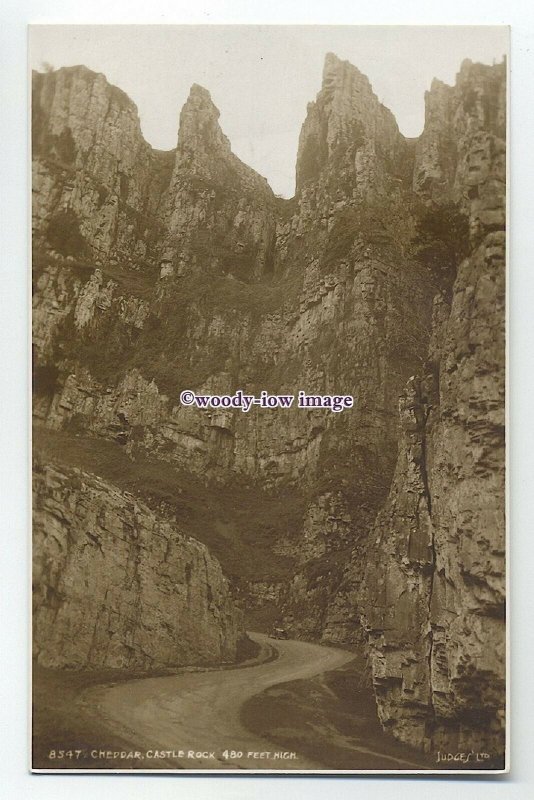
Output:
[29, 25, 508, 197]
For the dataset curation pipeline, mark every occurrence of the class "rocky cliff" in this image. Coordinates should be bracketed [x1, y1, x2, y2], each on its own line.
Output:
[32, 66, 174, 266]
[160, 83, 277, 280]
[360, 58, 506, 756]
[33, 457, 242, 669]
[33, 56, 433, 641]
[32, 54, 505, 756]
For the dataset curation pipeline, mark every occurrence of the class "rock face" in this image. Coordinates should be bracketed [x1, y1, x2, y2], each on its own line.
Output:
[32, 53, 505, 755]
[160, 84, 277, 279]
[32, 66, 174, 265]
[296, 53, 409, 203]
[360, 58, 506, 755]
[33, 458, 242, 669]
[33, 56, 433, 649]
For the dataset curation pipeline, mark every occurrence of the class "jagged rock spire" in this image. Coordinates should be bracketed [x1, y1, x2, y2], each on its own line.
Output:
[177, 83, 232, 163]
[295, 52, 405, 199]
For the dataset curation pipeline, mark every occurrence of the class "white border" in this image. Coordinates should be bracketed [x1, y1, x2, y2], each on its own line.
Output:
[2, 1, 534, 798]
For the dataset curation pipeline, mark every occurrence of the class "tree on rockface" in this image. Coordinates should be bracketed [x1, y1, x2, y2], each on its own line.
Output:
[412, 203, 470, 291]
[46, 208, 88, 258]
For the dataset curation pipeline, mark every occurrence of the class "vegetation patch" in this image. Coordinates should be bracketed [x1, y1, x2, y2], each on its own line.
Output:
[413, 202, 470, 290]
[33, 363, 59, 398]
[34, 428, 305, 584]
[53, 267, 303, 402]
[46, 208, 88, 258]
[321, 195, 418, 271]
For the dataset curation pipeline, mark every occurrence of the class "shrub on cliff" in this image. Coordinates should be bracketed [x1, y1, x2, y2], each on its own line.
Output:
[413, 203, 470, 289]
[46, 209, 88, 257]
[321, 198, 417, 270]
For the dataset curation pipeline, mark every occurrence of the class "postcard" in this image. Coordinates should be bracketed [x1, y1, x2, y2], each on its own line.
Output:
[30, 24, 508, 773]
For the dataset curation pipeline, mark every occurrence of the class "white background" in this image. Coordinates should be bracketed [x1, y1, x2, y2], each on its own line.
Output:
[1, 2, 533, 799]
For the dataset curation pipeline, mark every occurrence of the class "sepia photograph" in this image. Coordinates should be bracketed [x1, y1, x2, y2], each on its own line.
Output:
[30, 24, 508, 774]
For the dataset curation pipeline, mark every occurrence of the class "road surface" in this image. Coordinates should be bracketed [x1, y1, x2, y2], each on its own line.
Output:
[81, 633, 355, 770]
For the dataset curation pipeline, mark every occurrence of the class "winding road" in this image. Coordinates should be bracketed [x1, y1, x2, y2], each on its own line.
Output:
[81, 633, 355, 771]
